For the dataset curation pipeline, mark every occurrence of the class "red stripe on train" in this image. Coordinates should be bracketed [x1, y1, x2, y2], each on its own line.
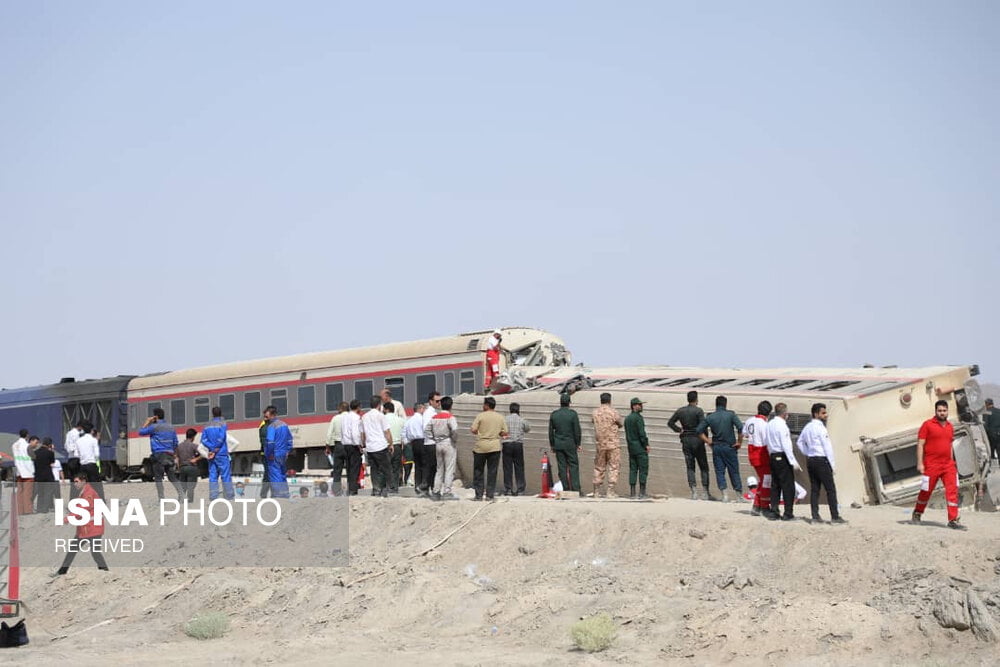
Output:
[128, 360, 481, 403]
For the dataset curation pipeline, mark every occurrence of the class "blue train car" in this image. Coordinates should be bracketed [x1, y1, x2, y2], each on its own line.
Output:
[0, 375, 134, 480]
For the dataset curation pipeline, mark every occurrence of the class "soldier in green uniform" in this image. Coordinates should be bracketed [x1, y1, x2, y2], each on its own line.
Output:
[984, 398, 999, 466]
[625, 397, 650, 499]
[548, 393, 582, 492]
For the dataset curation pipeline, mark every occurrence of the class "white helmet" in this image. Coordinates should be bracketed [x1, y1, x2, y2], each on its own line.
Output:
[747, 475, 758, 487]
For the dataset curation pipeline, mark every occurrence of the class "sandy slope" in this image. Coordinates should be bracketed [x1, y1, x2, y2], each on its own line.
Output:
[5, 493, 1000, 665]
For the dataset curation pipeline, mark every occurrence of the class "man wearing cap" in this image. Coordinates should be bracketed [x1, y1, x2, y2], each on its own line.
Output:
[624, 398, 650, 499]
[591, 393, 624, 498]
[548, 393, 582, 493]
[485, 329, 503, 392]
[982, 398, 999, 467]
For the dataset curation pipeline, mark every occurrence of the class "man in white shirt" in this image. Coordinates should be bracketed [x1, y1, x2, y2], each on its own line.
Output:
[64, 422, 83, 491]
[76, 421, 105, 500]
[741, 401, 773, 517]
[796, 403, 845, 524]
[418, 391, 441, 497]
[340, 400, 364, 496]
[765, 403, 800, 521]
[361, 396, 393, 498]
[12, 429, 35, 515]
[325, 402, 348, 495]
[403, 403, 426, 488]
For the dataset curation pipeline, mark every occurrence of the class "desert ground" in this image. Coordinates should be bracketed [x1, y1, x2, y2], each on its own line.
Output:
[4, 483, 999, 665]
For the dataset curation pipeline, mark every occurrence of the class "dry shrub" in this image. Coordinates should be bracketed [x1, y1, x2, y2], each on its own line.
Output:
[570, 612, 616, 652]
[184, 611, 231, 640]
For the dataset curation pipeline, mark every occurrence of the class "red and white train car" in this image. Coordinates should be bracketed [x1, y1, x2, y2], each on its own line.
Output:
[125, 328, 569, 476]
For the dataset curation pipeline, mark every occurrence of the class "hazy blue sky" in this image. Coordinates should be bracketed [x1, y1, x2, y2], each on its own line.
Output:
[2, 2, 998, 389]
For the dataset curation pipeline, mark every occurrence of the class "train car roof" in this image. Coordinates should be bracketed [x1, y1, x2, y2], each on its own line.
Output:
[532, 364, 974, 400]
[129, 327, 564, 391]
[0, 375, 135, 407]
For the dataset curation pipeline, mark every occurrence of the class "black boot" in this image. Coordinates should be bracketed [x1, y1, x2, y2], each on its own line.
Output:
[639, 483, 647, 499]
[630, 484, 636, 499]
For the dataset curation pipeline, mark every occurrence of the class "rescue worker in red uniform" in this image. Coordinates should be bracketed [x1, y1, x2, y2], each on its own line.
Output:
[484, 329, 502, 392]
[741, 400, 773, 517]
[56, 472, 110, 574]
[912, 400, 967, 530]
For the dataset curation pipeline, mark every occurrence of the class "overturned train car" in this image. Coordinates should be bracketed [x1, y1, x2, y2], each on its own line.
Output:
[452, 364, 996, 509]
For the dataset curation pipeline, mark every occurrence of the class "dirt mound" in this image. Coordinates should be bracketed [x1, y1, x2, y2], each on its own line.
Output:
[10, 497, 1000, 664]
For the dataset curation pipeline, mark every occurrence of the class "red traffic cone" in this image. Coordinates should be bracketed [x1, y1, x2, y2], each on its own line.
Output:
[537, 452, 557, 498]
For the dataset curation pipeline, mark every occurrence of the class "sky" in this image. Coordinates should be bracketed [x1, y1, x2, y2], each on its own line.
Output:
[2, 1, 998, 390]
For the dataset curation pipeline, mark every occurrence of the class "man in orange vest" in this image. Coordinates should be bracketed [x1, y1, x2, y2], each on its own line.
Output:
[485, 329, 503, 392]
[56, 473, 110, 574]
[911, 400, 966, 530]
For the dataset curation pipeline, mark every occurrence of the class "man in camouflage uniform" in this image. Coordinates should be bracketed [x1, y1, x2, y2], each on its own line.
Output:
[591, 392, 624, 498]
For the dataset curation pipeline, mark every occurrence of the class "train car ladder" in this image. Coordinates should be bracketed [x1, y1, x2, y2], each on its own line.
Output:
[0, 482, 21, 617]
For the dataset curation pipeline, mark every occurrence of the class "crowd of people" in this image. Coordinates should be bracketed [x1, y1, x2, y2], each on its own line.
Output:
[6, 423, 103, 515]
[545, 389, 974, 529]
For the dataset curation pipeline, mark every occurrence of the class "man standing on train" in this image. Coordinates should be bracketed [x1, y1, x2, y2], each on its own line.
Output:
[911, 400, 966, 530]
[264, 405, 294, 498]
[485, 329, 503, 393]
[742, 401, 773, 517]
[202, 406, 234, 500]
[548, 393, 582, 493]
[139, 408, 182, 501]
[668, 391, 714, 501]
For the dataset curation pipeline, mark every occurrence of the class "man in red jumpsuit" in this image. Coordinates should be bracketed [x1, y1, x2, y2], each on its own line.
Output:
[56, 472, 110, 574]
[484, 329, 502, 392]
[912, 399, 966, 530]
[741, 400, 774, 517]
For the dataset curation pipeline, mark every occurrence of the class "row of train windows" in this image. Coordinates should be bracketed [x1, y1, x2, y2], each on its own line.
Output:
[137, 371, 477, 427]
[591, 378, 861, 392]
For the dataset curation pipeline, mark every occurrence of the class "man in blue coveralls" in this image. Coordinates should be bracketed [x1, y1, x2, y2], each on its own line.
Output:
[139, 408, 182, 500]
[264, 405, 293, 498]
[202, 406, 234, 500]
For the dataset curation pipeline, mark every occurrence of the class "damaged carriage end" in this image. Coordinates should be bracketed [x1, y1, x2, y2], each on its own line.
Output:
[859, 377, 998, 511]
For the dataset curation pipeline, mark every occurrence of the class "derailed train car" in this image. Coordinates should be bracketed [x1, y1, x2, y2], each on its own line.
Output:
[451, 364, 997, 509]
[124, 328, 570, 476]
[0, 375, 134, 479]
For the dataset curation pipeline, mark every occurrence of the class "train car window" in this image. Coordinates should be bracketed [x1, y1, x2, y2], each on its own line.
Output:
[129, 403, 139, 430]
[416, 374, 437, 403]
[460, 370, 475, 395]
[325, 383, 344, 412]
[738, 378, 775, 387]
[194, 397, 210, 423]
[270, 389, 288, 417]
[244, 392, 261, 420]
[298, 386, 316, 414]
[219, 394, 236, 420]
[812, 380, 860, 392]
[147, 402, 161, 418]
[769, 379, 814, 391]
[354, 381, 373, 407]
[693, 379, 735, 388]
[660, 378, 697, 387]
[384, 377, 406, 406]
[444, 372, 455, 396]
[170, 399, 187, 425]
